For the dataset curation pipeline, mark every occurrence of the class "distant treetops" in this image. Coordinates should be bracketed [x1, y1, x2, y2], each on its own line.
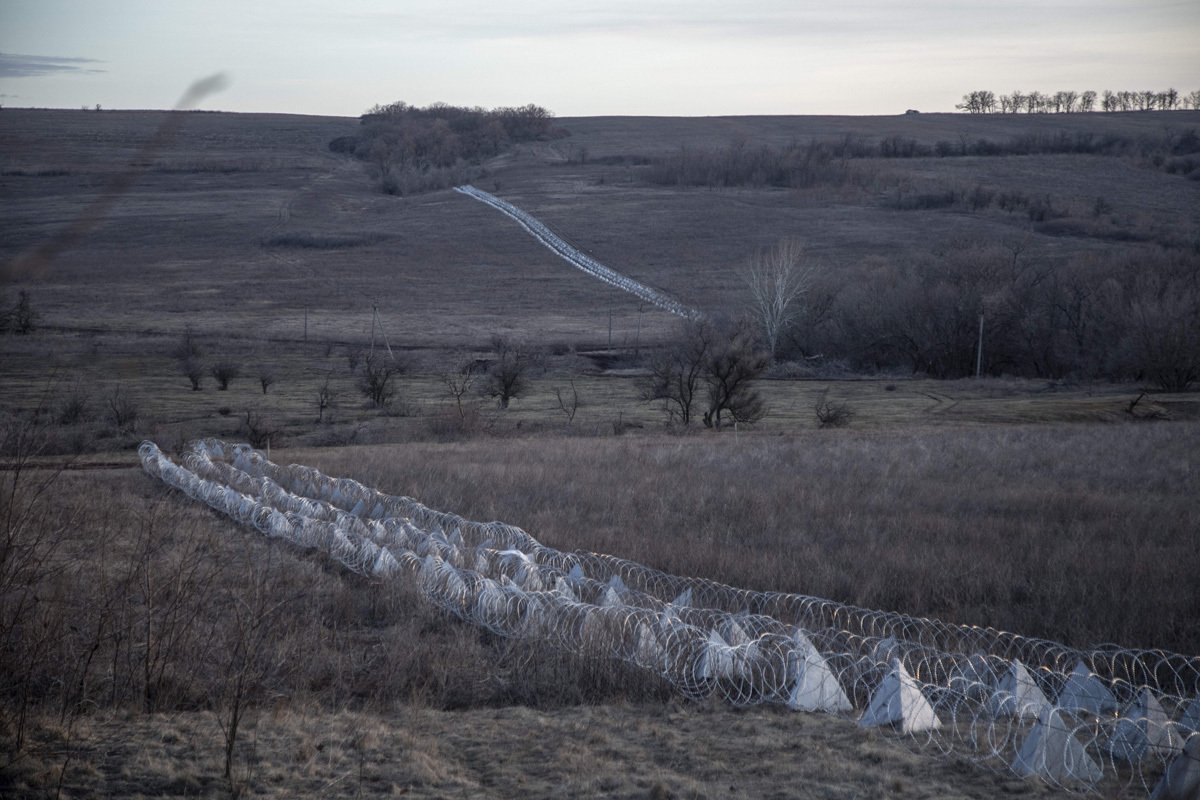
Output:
[956, 88, 1200, 114]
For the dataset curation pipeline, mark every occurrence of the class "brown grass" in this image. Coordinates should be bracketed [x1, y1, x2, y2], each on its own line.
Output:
[3, 107, 1197, 798]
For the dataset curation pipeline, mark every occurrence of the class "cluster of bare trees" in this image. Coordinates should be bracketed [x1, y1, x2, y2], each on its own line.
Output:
[957, 88, 1200, 114]
[331, 101, 560, 195]
[643, 126, 1197, 190]
[643, 318, 768, 429]
[787, 245, 1200, 391]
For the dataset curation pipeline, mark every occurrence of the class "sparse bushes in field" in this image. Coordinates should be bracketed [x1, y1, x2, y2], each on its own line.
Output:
[105, 386, 138, 431]
[814, 392, 854, 428]
[54, 387, 92, 425]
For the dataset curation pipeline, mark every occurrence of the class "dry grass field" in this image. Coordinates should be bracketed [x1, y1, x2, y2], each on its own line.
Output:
[2, 107, 1199, 798]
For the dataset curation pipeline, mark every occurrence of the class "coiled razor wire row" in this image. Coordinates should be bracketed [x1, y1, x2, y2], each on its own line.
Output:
[139, 439, 1200, 798]
[454, 185, 701, 320]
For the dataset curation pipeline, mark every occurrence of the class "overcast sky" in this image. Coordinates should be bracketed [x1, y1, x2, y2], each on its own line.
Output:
[1, 0, 1197, 117]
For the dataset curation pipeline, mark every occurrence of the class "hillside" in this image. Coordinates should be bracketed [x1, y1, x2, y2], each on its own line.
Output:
[3, 108, 1197, 350]
[3, 108, 1199, 799]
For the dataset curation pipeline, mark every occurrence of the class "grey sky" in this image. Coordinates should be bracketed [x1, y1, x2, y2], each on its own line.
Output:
[0, 0, 1196, 116]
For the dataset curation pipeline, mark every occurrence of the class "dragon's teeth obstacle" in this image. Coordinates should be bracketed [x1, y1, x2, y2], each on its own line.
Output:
[139, 439, 1200, 798]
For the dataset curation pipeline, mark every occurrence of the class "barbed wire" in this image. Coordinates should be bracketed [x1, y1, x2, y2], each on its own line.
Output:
[454, 185, 701, 319]
[139, 439, 1200, 798]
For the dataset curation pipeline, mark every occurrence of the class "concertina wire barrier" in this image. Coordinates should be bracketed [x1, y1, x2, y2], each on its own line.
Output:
[453, 185, 701, 320]
[138, 439, 1200, 798]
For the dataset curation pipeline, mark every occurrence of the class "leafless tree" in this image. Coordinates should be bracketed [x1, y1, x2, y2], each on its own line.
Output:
[316, 375, 336, 423]
[1080, 90, 1098, 112]
[357, 355, 402, 407]
[554, 379, 580, 425]
[106, 386, 139, 431]
[181, 357, 205, 391]
[483, 337, 528, 409]
[702, 321, 768, 430]
[240, 410, 278, 449]
[210, 361, 240, 391]
[441, 353, 480, 419]
[744, 238, 814, 359]
[642, 319, 714, 426]
[257, 366, 275, 395]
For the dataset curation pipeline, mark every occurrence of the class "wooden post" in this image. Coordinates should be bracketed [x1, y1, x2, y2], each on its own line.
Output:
[975, 313, 984, 378]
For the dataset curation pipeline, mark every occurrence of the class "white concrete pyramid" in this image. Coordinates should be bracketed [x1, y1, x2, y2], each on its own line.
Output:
[700, 630, 738, 681]
[989, 660, 1051, 719]
[858, 658, 941, 733]
[949, 652, 996, 701]
[1179, 697, 1200, 735]
[1109, 689, 1184, 762]
[633, 622, 666, 671]
[600, 585, 623, 607]
[671, 587, 693, 608]
[554, 576, 577, 602]
[873, 636, 901, 664]
[1057, 660, 1118, 715]
[723, 618, 752, 647]
[567, 563, 585, 583]
[1012, 705, 1102, 785]
[1149, 732, 1200, 800]
[786, 630, 852, 713]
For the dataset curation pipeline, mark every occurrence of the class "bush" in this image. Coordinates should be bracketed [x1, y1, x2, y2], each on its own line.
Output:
[814, 394, 854, 428]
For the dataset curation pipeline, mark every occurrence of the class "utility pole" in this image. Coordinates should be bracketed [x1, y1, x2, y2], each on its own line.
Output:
[975, 313, 985, 378]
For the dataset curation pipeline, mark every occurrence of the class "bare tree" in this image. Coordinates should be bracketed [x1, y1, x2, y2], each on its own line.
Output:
[357, 355, 402, 407]
[642, 319, 714, 426]
[744, 238, 814, 359]
[11, 290, 36, 334]
[702, 321, 769, 430]
[440, 353, 480, 419]
[1080, 90, 1098, 112]
[483, 337, 528, 409]
[554, 379, 580, 425]
[106, 386, 139, 431]
[256, 366, 275, 395]
[316, 375, 337, 423]
[181, 357, 205, 391]
[210, 361, 240, 391]
[240, 410, 278, 448]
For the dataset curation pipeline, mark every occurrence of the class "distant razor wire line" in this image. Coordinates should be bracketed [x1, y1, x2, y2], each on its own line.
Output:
[139, 439, 1200, 799]
[453, 185, 701, 320]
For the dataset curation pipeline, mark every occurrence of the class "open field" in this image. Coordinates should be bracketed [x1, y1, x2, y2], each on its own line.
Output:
[3, 107, 1199, 798]
[3, 108, 1198, 351]
[3, 423, 1198, 798]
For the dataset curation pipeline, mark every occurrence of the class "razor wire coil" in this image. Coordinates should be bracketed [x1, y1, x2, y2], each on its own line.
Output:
[139, 439, 1200, 798]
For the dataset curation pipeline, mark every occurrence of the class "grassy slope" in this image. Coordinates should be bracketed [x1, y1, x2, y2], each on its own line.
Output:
[2, 108, 1198, 798]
